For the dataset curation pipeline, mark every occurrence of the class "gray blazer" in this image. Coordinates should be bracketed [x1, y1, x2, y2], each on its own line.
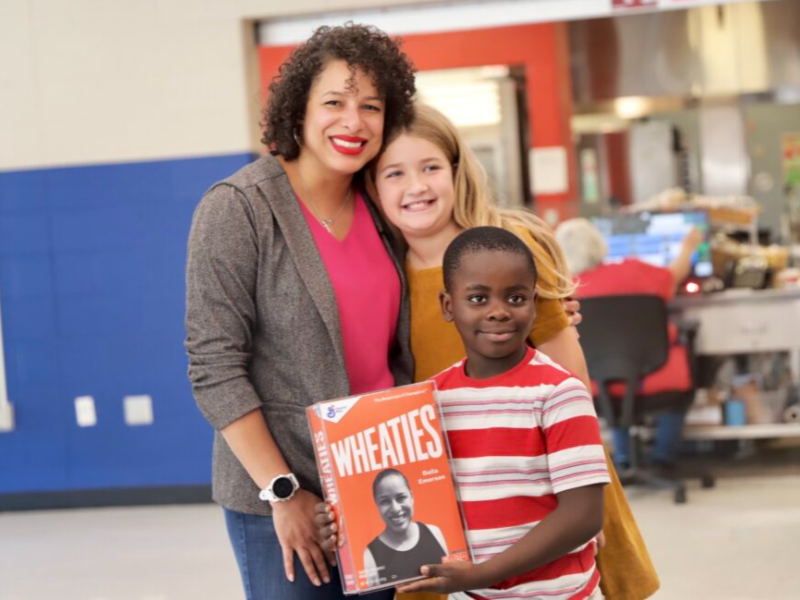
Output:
[185, 155, 413, 515]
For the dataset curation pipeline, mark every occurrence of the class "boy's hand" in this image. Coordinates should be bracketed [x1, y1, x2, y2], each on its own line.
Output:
[396, 562, 486, 595]
[313, 501, 340, 558]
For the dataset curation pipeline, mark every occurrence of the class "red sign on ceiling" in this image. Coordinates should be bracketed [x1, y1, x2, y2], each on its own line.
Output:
[612, 0, 658, 9]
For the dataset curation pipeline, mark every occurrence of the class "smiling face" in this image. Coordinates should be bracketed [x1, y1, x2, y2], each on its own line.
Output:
[441, 249, 537, 379]
[374, 473, 414, 534]
[300, 59, 385, 177]
[373, 134, 458, 239]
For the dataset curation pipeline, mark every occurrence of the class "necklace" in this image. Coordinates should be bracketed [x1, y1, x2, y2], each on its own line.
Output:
[297, 169, 353, 234]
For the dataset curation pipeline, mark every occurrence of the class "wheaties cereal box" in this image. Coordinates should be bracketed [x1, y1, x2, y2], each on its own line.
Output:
[307, 381, 470, 595]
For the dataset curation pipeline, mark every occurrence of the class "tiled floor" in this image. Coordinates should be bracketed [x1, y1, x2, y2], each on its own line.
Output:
[627, 475, 800, 600]
[0, 503, 241, 600]
[1, 476, 799, 599]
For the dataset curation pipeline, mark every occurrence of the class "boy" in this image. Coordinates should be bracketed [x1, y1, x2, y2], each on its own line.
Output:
[320, 227, 609, 599]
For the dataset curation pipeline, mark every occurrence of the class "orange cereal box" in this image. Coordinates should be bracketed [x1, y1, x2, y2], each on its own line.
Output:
[307, 381, 470, 595]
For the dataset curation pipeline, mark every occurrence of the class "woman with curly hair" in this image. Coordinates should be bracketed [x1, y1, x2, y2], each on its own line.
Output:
[185, 24, 416, 600]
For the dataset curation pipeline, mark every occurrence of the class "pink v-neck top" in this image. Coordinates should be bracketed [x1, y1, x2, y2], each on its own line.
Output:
[298, 191, 400, 395]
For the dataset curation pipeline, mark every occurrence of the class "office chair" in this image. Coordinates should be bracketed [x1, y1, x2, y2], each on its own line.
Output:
[578, 294, 714, 503]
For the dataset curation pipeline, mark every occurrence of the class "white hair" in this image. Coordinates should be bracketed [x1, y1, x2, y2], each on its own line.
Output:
[554, 218, 608, 275]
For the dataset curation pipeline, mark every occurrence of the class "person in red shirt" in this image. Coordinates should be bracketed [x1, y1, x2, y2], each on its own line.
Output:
[555, 218, 702, 471]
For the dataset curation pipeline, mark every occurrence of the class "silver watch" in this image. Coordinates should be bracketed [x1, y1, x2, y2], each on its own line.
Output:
[259, 473, 299, 502]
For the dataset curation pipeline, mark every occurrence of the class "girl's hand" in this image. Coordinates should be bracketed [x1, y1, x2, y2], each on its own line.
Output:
[595, 531, 606, 556]
[271, 489, 333, 586]
[563, 296, 583, 327]
[314, 501, 340, 554]
[396, 562, 487, 595]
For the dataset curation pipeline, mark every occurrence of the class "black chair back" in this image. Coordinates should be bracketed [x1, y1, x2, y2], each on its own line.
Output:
[577, 294, 670, 427]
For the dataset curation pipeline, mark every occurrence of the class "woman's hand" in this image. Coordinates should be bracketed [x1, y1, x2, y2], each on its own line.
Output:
[563, 296, 583, 327]
[314, 501, 340, 554]
[271, 489, 333, 586]
[396, 562, 487, 595]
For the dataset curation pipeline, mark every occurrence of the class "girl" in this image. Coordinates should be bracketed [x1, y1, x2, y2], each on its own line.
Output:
[319, 103, 659, 600]
[368, 103, 587, 384]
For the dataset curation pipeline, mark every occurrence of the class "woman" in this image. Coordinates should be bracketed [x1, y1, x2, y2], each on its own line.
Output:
[185, 24, 416, 600]
[365, 104, 660, 600]
[364, 469, 448, 588]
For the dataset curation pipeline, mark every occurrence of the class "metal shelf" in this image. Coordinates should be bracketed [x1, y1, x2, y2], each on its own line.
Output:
[683, 423, 800, 440]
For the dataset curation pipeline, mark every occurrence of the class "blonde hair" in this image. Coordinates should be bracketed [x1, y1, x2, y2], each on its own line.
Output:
[368, 103, 575, 299]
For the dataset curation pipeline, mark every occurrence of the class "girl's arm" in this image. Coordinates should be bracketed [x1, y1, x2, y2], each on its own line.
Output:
[537, 326, 591, 389]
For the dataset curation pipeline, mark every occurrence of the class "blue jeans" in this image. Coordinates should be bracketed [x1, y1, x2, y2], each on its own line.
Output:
[612, 410, 686, 467]
[224, 508, 395, 600]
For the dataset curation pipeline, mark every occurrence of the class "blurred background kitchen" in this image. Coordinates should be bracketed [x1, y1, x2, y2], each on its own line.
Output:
[2, 1, 800, 598]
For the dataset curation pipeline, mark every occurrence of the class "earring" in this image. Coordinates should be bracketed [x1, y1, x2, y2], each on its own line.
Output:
[293, 128, 303, 147]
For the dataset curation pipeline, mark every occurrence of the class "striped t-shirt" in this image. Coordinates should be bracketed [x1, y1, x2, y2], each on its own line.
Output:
[432, 346, 610, 600]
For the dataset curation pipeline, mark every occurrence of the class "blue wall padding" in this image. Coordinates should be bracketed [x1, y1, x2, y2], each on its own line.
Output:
[0, 153, 256, 493]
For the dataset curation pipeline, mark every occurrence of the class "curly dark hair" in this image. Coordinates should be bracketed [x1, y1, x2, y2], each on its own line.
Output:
[262, 23, 416, 160]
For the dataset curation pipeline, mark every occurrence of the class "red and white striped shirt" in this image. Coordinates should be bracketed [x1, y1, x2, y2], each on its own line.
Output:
[433, 346, 610, 600]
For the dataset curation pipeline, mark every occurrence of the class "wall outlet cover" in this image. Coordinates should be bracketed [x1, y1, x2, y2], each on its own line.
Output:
[124, 395, 153, 426]
[74, 396, 97, 427]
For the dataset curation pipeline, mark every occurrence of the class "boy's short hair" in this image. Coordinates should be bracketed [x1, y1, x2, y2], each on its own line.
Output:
[443, 226, 538, 291]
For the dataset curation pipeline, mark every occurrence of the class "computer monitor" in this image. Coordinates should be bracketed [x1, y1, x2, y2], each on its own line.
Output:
[591, 211, 713, 278]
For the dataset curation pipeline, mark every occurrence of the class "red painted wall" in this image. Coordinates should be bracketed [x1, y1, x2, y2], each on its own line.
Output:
[606, 132, 632, 206]
[258, 22, 577, 219]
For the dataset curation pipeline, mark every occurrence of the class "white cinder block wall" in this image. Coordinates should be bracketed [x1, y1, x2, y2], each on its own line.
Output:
[0, 0, 440, 171]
